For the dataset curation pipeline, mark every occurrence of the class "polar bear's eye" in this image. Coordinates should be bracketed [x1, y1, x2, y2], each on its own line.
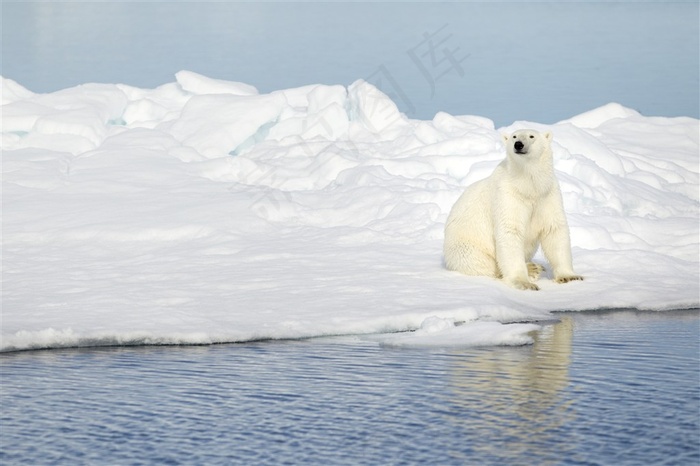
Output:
[513, 135, 517, 138]
[529, 135, 534, 139]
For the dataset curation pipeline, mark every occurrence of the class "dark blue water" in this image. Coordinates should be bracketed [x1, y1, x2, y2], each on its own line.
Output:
[1, 310, 698, 465]
[2, 2, 698, 127]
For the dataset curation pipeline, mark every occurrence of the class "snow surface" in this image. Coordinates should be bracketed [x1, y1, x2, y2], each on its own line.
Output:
[2, 71, 698, 352]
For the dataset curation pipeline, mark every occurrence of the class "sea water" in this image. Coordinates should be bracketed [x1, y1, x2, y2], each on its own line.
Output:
[2, 310, 698, 465]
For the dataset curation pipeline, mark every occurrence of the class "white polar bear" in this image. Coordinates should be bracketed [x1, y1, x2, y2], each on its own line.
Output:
[443, 129, 583, 290]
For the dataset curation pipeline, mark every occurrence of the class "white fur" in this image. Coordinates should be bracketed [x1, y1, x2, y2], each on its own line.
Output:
[443, 129, 583, 290]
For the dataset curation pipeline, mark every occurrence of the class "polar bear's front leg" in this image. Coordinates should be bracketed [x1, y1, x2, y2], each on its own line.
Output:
[555, 274, 584, 284]
[494, 217, 539, 290]
[510, 277, 540, 291]
[540, 219, 584, 284]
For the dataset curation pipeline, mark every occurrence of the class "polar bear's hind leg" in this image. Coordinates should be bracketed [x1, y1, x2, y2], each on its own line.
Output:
[444, 243, 499, 278]
[527, 262, 545, 281]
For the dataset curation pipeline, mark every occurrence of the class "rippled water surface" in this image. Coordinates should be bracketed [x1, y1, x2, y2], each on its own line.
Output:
[2, 310, 699, 465]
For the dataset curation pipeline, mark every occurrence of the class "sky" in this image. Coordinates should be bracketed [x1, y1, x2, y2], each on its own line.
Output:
[2, 2, 698, 127]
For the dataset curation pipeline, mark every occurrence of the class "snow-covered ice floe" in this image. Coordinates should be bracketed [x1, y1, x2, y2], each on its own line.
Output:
[2, 71, 698, 352]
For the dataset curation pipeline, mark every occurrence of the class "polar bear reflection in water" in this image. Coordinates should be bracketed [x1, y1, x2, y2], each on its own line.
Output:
[444, 129, 584, 290]
[444, 317, 576, 462]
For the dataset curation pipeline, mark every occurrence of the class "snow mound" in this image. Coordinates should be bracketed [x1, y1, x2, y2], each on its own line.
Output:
[1, 72, 698, 352]
[175, 70, 258, 97]
[373, 317, 541, 348]
[560, 102, 642, 129]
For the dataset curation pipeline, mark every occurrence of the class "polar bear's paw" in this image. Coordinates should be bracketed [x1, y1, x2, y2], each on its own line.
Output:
[527, 263, 545, 280]
[555, 274, 584, 284]
[510, 279, 540, 291]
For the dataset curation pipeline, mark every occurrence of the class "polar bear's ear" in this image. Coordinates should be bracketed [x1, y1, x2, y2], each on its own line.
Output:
[542, 131, 553, 140]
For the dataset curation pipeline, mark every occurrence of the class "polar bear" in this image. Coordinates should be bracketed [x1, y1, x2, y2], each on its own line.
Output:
[443, 129, 583, 290]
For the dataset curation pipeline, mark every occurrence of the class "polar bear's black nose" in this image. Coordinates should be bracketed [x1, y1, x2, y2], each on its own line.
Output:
[514, 141, 524, 151]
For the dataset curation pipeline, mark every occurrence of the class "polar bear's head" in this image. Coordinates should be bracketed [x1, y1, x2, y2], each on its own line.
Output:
[502, 129, 552, 158]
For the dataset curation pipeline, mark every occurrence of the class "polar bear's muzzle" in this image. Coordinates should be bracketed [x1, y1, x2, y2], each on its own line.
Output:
[514, 140, 527, 154]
